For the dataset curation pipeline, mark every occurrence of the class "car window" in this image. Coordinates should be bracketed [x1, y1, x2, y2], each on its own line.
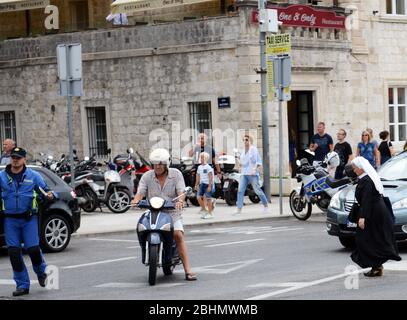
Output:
[378, 155, 407, 180]
[35, 169, 57, 187]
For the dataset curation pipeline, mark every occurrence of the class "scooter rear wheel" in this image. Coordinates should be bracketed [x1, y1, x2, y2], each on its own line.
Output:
[148, 244, 159, 285]
[289, 190, 312, 221]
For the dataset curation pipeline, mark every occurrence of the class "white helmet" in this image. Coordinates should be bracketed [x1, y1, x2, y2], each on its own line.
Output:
[149, 148, 171, 166]
[325, 151, 340, 168]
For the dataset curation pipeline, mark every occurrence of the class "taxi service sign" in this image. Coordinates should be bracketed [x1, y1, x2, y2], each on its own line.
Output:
[266, 33, 291, 56]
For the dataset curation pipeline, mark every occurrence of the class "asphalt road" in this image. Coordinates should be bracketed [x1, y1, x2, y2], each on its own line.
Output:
[1, 216, 407, 300]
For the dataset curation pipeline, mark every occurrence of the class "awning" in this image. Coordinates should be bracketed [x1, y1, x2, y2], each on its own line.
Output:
[0, 0, 49, 13]
[111, 0, 214, 15]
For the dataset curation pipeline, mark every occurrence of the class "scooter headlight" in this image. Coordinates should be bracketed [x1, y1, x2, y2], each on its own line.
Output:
[330, 192, 341, 210]
[149, 197, 165, 210]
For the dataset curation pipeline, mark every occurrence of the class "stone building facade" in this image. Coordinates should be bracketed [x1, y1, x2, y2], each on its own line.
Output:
[0, 0, 407, 187]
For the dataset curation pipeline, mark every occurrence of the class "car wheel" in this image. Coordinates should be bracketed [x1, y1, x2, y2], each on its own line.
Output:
[339, 236, 356, 249]
[40, 214, 71, 253]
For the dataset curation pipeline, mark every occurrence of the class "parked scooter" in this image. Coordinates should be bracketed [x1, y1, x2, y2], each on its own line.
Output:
[136, 187, 193, 285]
[289, 151, 351, 220]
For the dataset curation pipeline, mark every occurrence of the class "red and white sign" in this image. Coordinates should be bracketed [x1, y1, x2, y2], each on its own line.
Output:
[252, 5, 346, 30]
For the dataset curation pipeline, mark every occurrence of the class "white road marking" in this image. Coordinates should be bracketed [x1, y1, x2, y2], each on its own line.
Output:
[247, 282, 307, 288]
[95, 282, 184, 288]
[190, 226, 301, 235]
[61, 257, 135, 269]
[174, 259, 263, 275]
[205, 238, 264, 247]
[126, 238, 216, 249]
[88, 238, 138, 243]
[246, 269, 369, 300]
[0, 279, 38, 285]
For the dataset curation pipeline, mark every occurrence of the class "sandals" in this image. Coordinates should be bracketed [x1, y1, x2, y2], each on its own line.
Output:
[185, 273, 197, 281]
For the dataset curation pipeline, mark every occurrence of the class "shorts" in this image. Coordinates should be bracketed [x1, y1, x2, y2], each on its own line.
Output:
[197, 183, 212, 199]
[173, 219, 184, 232]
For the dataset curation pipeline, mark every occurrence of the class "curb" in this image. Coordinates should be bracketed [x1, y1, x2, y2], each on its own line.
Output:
[71, 213, 298, 238]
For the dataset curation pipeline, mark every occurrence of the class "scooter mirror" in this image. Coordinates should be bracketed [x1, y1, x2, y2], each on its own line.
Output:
[296, 160, 301, 166]
[73, 149, 77, 154]
[305, 149, 315, 156]
[84, 156, 90, 161]
[47, 155, 53, 160]
[128, 148, 134, 154]
[60, 154, 65, 159]
[39, 152, 44, 156]
[107, 148, 111, 154]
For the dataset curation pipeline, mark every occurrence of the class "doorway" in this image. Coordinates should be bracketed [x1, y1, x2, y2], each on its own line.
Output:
[287, 91, 314, 176]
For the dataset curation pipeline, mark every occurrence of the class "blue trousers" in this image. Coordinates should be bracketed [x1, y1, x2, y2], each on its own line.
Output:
[4, 216, 47, 289]
[236, 175, 268, 209]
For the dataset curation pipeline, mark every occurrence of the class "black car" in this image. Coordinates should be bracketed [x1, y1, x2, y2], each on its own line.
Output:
[0, 165, 81, 253]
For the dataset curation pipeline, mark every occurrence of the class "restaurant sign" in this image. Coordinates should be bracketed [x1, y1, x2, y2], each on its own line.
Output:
[252, 4, 346, 30]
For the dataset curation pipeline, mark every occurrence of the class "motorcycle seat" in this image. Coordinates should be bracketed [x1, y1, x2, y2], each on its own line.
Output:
[325, 176, 350, 189]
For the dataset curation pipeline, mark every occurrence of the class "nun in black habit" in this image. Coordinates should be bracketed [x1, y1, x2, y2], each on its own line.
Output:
[350, 157, 401, 277]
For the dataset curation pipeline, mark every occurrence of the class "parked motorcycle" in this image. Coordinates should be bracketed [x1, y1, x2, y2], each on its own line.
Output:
[136, 187, 193, 285]
[289, 151, 351, 221]
[170, 157, 200, 207]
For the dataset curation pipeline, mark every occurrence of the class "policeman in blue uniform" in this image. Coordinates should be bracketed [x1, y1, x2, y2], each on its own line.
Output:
[0, 147, 54, 296]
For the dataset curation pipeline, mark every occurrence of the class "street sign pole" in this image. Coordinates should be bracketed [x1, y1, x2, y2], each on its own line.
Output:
[259, 0, 271, 203]
[65, 45, 75, 187]
[278, 57, 283, 215]
[57, 43, 82, 187]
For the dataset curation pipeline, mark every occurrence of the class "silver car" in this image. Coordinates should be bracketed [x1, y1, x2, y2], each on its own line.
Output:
[326, 152, 407, 248]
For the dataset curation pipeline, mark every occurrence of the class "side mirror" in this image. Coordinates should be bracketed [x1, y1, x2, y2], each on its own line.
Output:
[107, 148, 111, 154]
[39, 152, 45, 156]
[84, 156, 90, 161]
[47, 155, 53, 160]
[128, 147, 134, 154]
[73, 149, 77, 154]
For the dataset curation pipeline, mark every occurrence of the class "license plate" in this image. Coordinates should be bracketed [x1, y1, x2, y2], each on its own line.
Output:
[223, 181, 229, 189]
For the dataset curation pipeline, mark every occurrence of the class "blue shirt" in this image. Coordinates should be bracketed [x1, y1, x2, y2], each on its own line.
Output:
[358, 142, 376, 168]
[311, 133, 333, 161]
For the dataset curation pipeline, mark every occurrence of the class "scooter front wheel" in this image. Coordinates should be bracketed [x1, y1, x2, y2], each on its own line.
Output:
[289, 190, 312, 221]
[148, 244, 159, 285]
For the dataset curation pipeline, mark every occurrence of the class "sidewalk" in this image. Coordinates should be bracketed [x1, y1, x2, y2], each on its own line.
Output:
[74, 197, 319, 237]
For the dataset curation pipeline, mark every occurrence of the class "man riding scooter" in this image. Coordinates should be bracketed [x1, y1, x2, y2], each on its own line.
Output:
[131, 148, 197, 281]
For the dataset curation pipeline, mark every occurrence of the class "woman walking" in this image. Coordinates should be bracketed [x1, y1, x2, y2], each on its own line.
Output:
[350, 157, 401, 277]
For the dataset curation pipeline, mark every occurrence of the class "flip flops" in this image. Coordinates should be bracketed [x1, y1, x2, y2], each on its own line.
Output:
[185, 273, 197, 281]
